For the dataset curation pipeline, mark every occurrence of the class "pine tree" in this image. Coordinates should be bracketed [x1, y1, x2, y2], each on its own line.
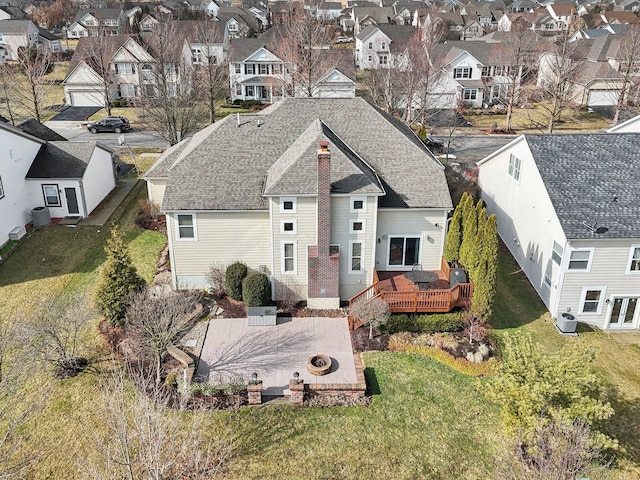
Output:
[458, 194, 477, 269]
[468, 200, 487, 280]
[94, 226, 145, 327]
[443, 205, 463, 262]
[471, 214, 498, 318]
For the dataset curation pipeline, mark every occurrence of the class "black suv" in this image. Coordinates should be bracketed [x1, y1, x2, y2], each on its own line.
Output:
[424, 135, 444, 154]
[87, 116, 131, 133]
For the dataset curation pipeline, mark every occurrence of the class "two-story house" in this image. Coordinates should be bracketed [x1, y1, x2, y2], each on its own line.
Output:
[67, 9, 128, 38]
[143, 97, 452, 307]
[355, 24, 415, 70]
[0, 19, 39, 60]
[478, 133, 640, 330]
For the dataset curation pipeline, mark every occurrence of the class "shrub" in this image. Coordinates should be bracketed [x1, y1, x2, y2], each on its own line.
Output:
[165, 372, 178, 388]
[381, 312, 465, 334]
[389, 334, 496, 376]
[242, 273, 271, 307]
[350, 297, 390, 339]
[224, 261, 247, 301]
[205, 263, 226, 298]
[138, 199, 160, 219]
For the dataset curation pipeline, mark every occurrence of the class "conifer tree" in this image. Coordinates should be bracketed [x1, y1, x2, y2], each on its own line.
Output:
[94, 226, 145, 327]
[458, 194, 478, 269]
[468, 201, 487, 280]
[471, 214, 498, 318]
[443, 205, 463, 262]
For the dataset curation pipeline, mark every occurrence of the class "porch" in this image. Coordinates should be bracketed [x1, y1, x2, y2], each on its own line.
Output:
[348, 259, 473, 329]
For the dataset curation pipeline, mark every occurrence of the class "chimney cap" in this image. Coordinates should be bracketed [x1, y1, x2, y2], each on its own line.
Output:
[318, 141, 329, 151]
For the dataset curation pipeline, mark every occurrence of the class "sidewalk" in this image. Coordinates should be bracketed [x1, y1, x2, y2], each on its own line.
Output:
[81, 178, 138, 226]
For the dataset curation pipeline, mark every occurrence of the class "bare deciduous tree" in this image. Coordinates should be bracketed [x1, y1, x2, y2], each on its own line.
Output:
[79, 34, 119, 116]
[350, 297, 390, 339]
[0, 64, 18, 124]
[612, 26, 640, 126]
[83, 362, 233, 480]
[533, 32, 585, 133]
[497, 418, 614, 480]
[205, 263, 226, 298]
[125, 288, 203, 384]
[139, 22, 203, 144]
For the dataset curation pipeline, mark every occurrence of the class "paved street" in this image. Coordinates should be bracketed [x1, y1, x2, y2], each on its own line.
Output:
[433, 133, 515, 165]
[44, 121, 169, 149]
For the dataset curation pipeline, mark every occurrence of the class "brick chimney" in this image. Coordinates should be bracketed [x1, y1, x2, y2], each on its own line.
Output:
[307, 141, 340, 309]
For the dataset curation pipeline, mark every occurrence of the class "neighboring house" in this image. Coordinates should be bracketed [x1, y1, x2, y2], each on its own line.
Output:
[0, 19, 39, 60]
[351, 6, 394, 35]
[217, 7, 260, 38]
[478, 133, 640, 330]
[355, 24, 415, 70]
[607, 113, 640, 131]
[37, 27, 62, 54]
[0, 121, 116, 247]
[143, 97, 452, 307]
[67, 9, 128, 38]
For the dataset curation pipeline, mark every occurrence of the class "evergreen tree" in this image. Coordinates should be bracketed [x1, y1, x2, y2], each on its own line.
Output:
[468, 201, 487, 280]
[471, 214, 498, 318]
[443, 204, 463, 262]
[94, 226, 145, 327]
[458, 194, 477, 269]
[417, 124, 427, 143]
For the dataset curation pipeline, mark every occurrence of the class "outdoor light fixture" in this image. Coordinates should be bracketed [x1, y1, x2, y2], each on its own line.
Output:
[251, 372, 258, 385]
[293, 371, 300, 384]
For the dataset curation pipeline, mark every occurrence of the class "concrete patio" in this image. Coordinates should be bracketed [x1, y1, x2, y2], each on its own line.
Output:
[196, 316, 357, 396]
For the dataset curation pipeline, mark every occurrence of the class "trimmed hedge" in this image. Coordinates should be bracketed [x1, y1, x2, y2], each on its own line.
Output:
[225, 262, 247, 301]
[380, 312, 465, 334]
[242, 273, 271, 307]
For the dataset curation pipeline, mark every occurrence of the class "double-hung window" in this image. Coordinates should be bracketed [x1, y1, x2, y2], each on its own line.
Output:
[349, 219, 365, 234]
[579, 287, 606, 314]
[116, 63, 134, 75]
[508, 154, 521, 181]
[552, 241, 563, 265]
[282, 242, 296, 273]
[176, 214, 196, 240]
[567, 249, 593, 271]
[42, 184, 60, 206]
[453, 67, 472, 79]
[463, 89, 477, 100]
[350, 241, 364, 273]
[626, 245, 640, 273]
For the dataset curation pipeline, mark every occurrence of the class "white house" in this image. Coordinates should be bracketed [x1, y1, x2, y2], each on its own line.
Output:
[143, 97, 452, 307]
[355, 24, 414, 70]
[0, 19, 39, 60]
[478, 133, 640, 330]
[0, 121, 116, 247]
[607, 113, 640, 132]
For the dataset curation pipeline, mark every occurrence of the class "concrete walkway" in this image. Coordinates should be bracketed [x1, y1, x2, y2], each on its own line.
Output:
[197, 316, 357, 396]
[81, 178, 138, 226]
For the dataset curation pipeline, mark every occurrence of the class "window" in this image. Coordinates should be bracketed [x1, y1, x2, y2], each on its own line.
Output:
[579, 287, 605, 314]
[282, 242, 296, 273]
[379, 55, 388, 65]
[368, 55, 372, 62]
[118, 83, 135, 98]
[453, 67, 472, 79]
[234, 63, 241, 74]
[246, 86, 255, 96]
[0, 176, 3, 199]
[259, 64, 268, 74]
[281, 220, 297, 234]
[176, 214, 196, 239]
[368, 42, 373, 49]
[388, 236, 421, 267]
[381, 42, 386, 50]
[272, 64, 281, 74]
[280, 197, 296, 213]
[463, 89, 477, 100]
[552, 241, 563, 265]
[116, 63, 134, 75]
[543, 273, 551, 287]
[626, 246, 640, 273]
[350, 196, 366, 212]
[191, 48, 203, 64]
[350, 241, 364, 273]
[42, 184, 60, 206]
[235, 84, 242, 95]
[508, 154, 521, 181]
[244, 63, 255, 75]
[481, 66, 490, 77]
[568, 249, 593, 271]
[349, 219, 366, 234]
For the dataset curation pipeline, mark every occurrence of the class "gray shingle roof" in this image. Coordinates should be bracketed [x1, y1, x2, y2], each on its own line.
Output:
[227, 38, 269, 61]
[0, 19, 33, 34]
[158, 97, 451, 211]
[16, 119, 67, 142]
[524, 133, 640, 239]
[26, 142, 100, 178]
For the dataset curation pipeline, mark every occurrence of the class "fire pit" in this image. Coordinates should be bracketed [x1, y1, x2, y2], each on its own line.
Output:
[306, 353, 332, 376]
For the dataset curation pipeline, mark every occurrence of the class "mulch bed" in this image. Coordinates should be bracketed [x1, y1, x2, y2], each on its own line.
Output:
[135, 215, 166, 234]
[351, 327, 390, 353]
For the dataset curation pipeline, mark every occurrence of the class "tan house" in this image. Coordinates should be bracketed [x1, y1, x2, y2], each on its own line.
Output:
[144, 98, 452, 308]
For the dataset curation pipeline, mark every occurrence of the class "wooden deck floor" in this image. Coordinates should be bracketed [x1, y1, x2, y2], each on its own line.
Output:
[377, 270, 450, 292]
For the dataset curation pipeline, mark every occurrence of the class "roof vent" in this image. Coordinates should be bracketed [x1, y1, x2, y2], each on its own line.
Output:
[595, 227, 609, 234]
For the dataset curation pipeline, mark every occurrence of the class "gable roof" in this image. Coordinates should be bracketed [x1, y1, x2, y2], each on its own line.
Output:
[0, 19, 34, 33]
[27, 141, 111, 179]
[153, 97, 451, 211]
[227, 37, 270, 61]
[16, 119, 67, 141]
[524, 133, 640, 239]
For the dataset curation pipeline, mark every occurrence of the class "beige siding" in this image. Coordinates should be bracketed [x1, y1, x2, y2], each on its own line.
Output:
[168, 211, 270, 289]
[330, 196, 377, 300]
[146, 179, 166, 207]
[271, 196, 316, 300]
[375, 209, 448, 272]
[558, 238, 640, 329]
[478, 137, 565, 312]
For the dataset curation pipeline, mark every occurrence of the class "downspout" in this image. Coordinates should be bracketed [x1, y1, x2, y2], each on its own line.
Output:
[551, 239, 570, 319]
[166, 213, 178, 289]
[78, 178, 88, 217]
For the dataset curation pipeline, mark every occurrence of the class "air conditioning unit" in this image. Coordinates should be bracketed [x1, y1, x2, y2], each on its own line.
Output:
[556, 312, 577, 334]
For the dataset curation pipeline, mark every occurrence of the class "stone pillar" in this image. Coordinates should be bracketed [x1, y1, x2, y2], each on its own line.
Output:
[289, 378, 305, 405]
[247, 380, 263, 405]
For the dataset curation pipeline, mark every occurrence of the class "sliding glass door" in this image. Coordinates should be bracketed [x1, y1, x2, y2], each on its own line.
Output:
[388, 236, 421, 269]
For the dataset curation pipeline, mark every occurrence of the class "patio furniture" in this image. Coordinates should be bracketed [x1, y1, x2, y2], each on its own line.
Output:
[247, 306, 277, 326]
[404, 270, 439, 290]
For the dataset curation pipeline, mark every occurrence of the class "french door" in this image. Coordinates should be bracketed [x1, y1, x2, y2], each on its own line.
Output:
[609, 297, 639, 328]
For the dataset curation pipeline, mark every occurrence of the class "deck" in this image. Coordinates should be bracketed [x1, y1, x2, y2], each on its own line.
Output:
[348, 259, 473, 329]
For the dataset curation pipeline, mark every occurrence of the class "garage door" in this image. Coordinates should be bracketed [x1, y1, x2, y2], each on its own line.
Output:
[588, 90, 619, 107]
[70, 91, 104, 107]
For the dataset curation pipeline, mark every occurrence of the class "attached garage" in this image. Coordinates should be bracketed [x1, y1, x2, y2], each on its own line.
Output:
[588, 90, 619, 107]
[69, 91, 104, 107]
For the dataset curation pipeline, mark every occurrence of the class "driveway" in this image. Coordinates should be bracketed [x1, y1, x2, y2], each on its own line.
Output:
[49, 106, 101, 121]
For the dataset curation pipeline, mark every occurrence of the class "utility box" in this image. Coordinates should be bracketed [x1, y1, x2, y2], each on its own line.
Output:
[8, 225, 26, 240]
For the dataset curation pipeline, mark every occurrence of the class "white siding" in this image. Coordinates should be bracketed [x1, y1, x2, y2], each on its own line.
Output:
[478, 136, 566, 312]
[557, 238, 640, 329]
[81, 147, 116, 215]
[26, 180, 85, 217]
[0, 130, 42, 246]
[146, 179, 167, 206]
[375, 208, 448, 272]
[168, 210, 271, 289]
